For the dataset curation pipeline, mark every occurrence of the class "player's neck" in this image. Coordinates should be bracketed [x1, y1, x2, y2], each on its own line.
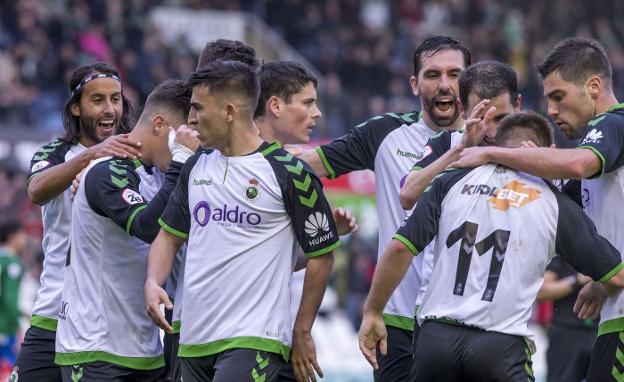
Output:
[422, 112, 463, 133]
[595, 91, 620, 115]
[127, 127, 153, 167]
[254, 117, 279, 144]
[218, 121, 264, 157]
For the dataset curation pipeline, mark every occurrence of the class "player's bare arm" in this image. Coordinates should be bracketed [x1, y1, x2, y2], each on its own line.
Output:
[28, 134, 141, 205]
[291, 253, 334, 382]
[358, 239, 414, 369]
[144, 229, 185, 334]
[297, 148, 329, 178]
[452, 146, 601, 180]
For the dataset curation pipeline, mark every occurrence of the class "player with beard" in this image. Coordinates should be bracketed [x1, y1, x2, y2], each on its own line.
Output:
[400, 60, 521, 209]
[13, 63, 140, 382]
[298, 36, 471, 381]
[451, 37, 624, 382]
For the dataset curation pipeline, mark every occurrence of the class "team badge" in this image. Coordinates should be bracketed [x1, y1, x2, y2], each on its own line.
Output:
[121, 188, 144, 205]
[31, 160, 50, 173]
[244, 178, 260, 202]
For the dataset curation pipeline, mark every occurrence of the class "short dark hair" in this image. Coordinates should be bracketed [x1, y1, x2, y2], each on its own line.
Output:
[0, 217, 21, 244]
[459, 60, 518, 107]
[254, 61, 318, 118]
[61, 62, 135, 144]
[495, 111, 554, 148]
[197, 39, 261, 70]
[413, 36, 471, 76]
[144, 79, 192, 123]
[188, 61, 260, 112]
[538, 37, 612, 88]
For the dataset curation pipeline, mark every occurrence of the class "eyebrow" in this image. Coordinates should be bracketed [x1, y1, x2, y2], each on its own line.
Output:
[89, 91, 122, 98]
[546, 89, 563, 98]
[190, 101, 202, 109]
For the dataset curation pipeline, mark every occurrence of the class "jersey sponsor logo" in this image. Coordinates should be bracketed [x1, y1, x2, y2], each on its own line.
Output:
[193, 178, 212, 186]
[193, 201, 262, 228]
[581, 128, 603, 144]
[244, 177, 261, 202]
[460, 183, 498, 196]
[305, 212, 335, 246]
[489, 180, 541, 211]
[396, 146, 431, 161]
[121, 188, 144, 205]
[59, 301, 69, 320]
[31, 160, 50, 172]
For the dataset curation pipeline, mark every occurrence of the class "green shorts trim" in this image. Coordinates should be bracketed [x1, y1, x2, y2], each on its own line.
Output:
[382, 313, 415, 331]
[55, 351, 165, 370]
[178, 336, 290, 362]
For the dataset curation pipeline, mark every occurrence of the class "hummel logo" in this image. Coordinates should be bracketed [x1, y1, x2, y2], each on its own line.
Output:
[582, 129, 603, 144]
[305, 212, 329, 237]
[193, 179, 212, 186]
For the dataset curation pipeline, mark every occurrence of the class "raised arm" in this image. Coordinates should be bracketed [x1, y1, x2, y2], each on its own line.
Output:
[28, 134, 141, 205]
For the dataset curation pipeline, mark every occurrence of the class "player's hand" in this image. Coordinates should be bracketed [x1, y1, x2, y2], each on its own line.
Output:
[358, 312, 387, 369]
[461, 99, 497, 148]
[520, 140, 538, 148]
[333, 207, 359, 236]
[70, 168, 86, 201]
[291, 330, 323, 382]
[284, 144, 304, 157]
[174, 124, 200, 152]
[144, 279, 173, 334]
[573, 281, 606, 320]
[87, 133, 142, 160]
[450, 146, 493, 168]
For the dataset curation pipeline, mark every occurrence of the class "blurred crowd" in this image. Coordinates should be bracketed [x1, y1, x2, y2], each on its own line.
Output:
[1, 0, 623, 137]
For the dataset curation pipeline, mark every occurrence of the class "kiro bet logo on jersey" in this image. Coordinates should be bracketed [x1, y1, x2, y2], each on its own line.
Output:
[193, 202, 261, 228]
[305, 212, 334, 246]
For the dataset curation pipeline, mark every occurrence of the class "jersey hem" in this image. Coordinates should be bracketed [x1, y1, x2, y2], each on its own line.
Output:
[392, 234, 419, 255]
[315, 147, 336, 179]
[599, 263, 624, 283]
[305, 240, 340, 258]
[598, 317, 624, 336]
[382, 313, 415, 331]
[158, 218, 188, 239]
[178, 336, 290, 362]
[30, 314, 58, 332]
[578, 145, 606, 178]
[55, 351, 165, 370]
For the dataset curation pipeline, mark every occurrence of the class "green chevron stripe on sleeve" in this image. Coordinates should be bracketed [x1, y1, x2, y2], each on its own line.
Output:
[285, 161, 303, 176]
[109, 165, 128, 176]
[292, 174, 312, 192]
[274, 153, 294, 162]
[299, 189, 318, 208]
[261, 142, 281, 157]
[588, 115, 606, 127]
[111, 175, 129, 188]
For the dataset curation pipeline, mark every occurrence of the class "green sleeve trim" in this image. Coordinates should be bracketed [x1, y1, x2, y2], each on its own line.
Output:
[597, 317, 624, 336]
[172, 320, 181, 334]
[261, 142, 282, 157]
[305, 240, 341, 258]
[315, 147, 336, 179]
[30, 314, 58, 332]
[126, 205, 147, 234]
[178, 336, 290, 362]
[392, 234, 419, 256]
[411, 165, 422, 172]
[158, 218, 189, 239]
[55, 351, 165, 370]
[27, 172, 40, 184]
[599, 262, 624, 283]
[382, 313, 415, 331]
[579, 145, 606, 178]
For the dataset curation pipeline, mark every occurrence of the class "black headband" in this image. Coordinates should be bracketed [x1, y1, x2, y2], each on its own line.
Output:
[71, 73, 121, 97]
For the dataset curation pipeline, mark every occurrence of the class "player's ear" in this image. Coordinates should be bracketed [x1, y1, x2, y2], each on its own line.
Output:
[225, 103, 236, 123]
[585, 76, 602, 99]
[267, 96, 281, 117]
[70, 101, 80, 117]
[410, 75, 419, 97]
[152, 115, 167, 136]
[459, 99, 467, 120]
[514, 94, 522, 111]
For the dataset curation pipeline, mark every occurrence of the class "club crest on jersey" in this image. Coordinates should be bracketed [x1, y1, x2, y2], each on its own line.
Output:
[122, 188, 144, 205]
[31, 160, 50, 173]
[581, 128, 603, 144]
[305, 212, 334, 246]
[489, 180, 540, 211]
[244, 178, 260, 202]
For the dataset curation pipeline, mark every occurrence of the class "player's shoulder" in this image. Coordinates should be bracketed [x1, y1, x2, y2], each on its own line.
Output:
[355, 110, 420, 130]
[263, 143, 315, 174]
[584, 105, 624, 133]
[87, 157, 140, 188]
[31, 138, 74, 163]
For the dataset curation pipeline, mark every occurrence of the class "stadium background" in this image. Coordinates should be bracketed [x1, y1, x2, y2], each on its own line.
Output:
[0, 1, 622, 381]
